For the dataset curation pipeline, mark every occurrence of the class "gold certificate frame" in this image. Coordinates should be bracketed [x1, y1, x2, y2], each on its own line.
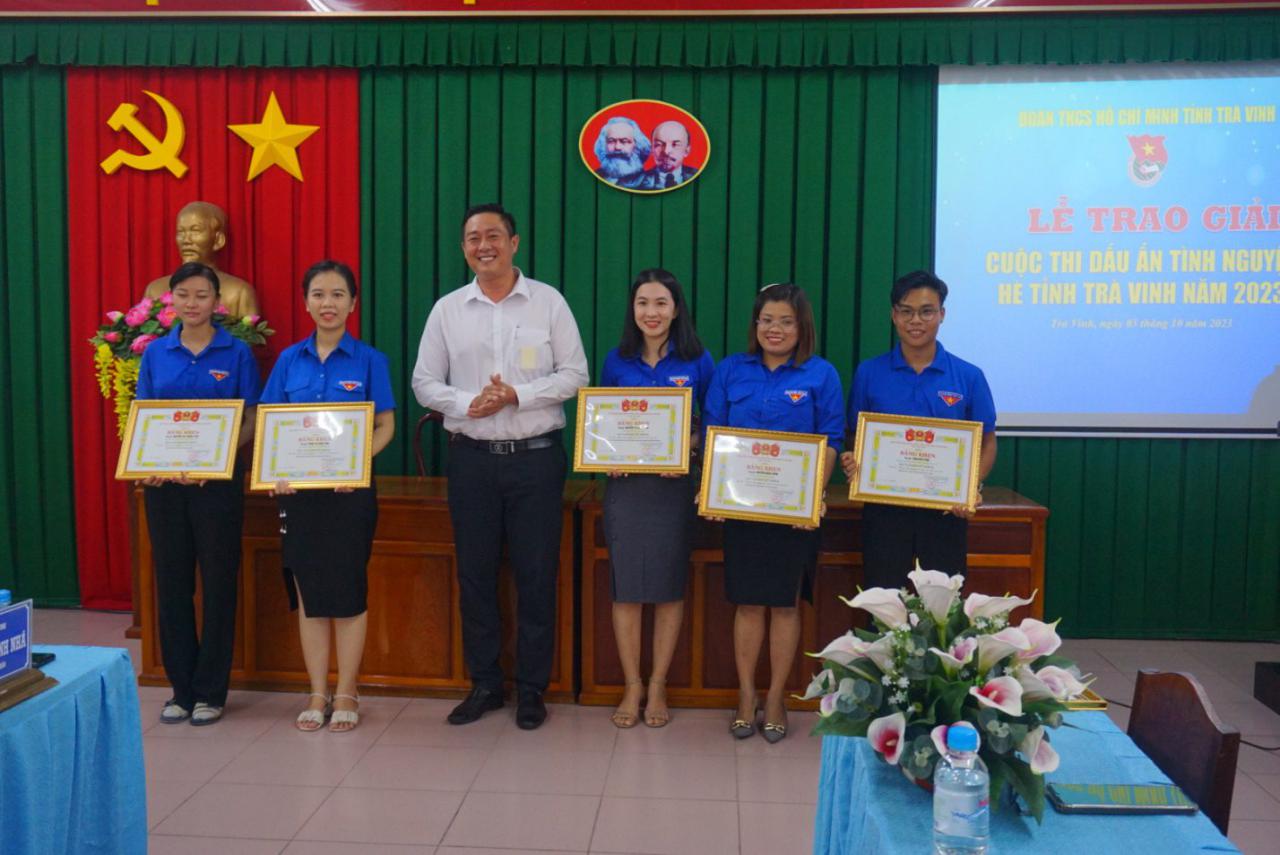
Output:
[698, 426, 827, 527]
[573, 386, 693, 474]
[849, 412, 983, 512]
[115, 398, 245, 481]
[250, 402, 375, 491]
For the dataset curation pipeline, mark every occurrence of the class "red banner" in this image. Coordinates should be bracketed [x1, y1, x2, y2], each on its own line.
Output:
[4, 0, 1274, 14]
[66, 67, 360, 609]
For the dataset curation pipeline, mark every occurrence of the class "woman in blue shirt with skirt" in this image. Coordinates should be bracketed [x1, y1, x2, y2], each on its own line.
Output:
[136, 261, 260, 726]
[260, 260, 396, 733]
[600, 269, 714, 729]
[702, 283, 843, 743]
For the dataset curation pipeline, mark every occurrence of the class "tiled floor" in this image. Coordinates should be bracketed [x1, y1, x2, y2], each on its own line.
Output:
[31, 608, 1280, 854]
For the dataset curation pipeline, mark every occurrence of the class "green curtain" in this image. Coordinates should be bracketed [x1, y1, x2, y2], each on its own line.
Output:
[2, 13, 1277, 638]
[3, 14, 1280, 69]
[360, 64, 936, 479]
[0, 65, 78, 606]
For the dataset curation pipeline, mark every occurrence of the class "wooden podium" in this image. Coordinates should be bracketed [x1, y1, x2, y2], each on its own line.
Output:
[133, 477, 586, 701]
[577, 485, 1047, 710]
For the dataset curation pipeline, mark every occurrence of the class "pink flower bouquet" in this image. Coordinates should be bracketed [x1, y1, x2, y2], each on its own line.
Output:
[805, 565, 1088, 822]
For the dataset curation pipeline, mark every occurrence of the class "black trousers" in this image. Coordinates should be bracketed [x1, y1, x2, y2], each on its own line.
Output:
[446, 442, 566, 694]
[144, 478, 243, 708]
[861, 503, 968, 591]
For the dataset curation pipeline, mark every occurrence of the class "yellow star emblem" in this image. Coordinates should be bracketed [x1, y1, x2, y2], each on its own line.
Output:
[1142, 143, 1155, 156]
[228, 92, 319, 182]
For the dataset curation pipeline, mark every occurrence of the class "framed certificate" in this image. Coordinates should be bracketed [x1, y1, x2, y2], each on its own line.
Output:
[115, 399, 244, 480]
[698, 427, 827, 526]
[849, 412, 983, 512]
[573, 387, 693, 474]
[250, 402, 374, 490]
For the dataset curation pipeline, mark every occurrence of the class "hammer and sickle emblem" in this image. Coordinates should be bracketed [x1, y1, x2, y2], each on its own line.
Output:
[99, 90, 188, 178]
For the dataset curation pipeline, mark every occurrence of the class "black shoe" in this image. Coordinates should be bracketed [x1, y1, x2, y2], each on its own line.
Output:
[448, 687, 504, 725]
[516, 690, 548, 730]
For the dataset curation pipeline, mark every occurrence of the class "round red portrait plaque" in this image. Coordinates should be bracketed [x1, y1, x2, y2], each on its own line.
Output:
[579, 100, 710, 195]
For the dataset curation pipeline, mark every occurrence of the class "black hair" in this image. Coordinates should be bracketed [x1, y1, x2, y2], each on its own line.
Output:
[617, 268, 705, 362]
[301, 259, 359, 299]
[461, 203, 517, 238]
[890, 270, 948, 306]
[168, 261, 221, 296]
[747, 282, 817, 366]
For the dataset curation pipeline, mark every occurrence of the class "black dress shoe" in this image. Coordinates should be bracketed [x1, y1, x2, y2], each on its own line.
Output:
[448, 687, 504, 725]
[516, 690, 548, 730]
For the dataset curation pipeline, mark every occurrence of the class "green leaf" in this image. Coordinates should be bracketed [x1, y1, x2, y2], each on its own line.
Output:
[813, 716, 871, 738]
[141, 320, 161, 334]
[1001, 754, 1047, 823]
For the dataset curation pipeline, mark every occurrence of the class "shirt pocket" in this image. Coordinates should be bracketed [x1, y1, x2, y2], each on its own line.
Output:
[725, 381, 757, 424]
[780, 387, 817, 432]
[331, 377, 368, 401]
[282, 371, 315, 403]
[511, 326, 552, 376]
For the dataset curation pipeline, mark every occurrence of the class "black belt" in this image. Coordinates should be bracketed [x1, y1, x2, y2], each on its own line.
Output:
[449, 431, 560, 455]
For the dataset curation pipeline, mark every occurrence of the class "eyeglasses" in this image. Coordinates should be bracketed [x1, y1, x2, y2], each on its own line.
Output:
[756, 317, 798, 331]
[893, 306, 940, 321]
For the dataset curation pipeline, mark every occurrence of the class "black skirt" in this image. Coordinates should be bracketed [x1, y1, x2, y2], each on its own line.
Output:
[603, 473, 697, 603]
[277, 485, 378, 618]
[722, 518, 820, 607]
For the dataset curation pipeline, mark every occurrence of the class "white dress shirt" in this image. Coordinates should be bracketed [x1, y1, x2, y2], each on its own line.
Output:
[411, 270, 590, 440]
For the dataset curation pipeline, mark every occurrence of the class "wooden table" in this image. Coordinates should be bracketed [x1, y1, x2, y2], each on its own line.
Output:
[134, 477, 588, 701]
[577, 484, 1047, 710]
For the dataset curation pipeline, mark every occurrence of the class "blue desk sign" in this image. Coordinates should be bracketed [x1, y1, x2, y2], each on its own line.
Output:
[0, 599, 33, 682]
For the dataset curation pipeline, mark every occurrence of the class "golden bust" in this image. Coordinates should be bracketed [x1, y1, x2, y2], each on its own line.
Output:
[144, 202, 259, 319]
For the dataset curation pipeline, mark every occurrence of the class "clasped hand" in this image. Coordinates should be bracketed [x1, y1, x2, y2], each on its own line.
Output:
[467, 373, 517, 419]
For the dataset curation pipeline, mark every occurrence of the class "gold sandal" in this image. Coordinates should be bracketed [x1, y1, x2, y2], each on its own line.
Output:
[644, 678, 670, 728]
[611, 679, 644, 729]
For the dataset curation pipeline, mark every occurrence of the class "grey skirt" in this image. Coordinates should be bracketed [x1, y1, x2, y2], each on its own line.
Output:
[603, 473, 697, 603]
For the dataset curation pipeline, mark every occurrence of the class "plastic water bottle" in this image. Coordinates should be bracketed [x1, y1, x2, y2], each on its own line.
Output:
[933, 723, 990, 854]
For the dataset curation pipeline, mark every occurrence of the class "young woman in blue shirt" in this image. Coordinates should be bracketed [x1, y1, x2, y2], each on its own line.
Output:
[702, 283, 843, 742]
[260, 260, 397, 733]
[600, 269, 715, 729]
[136, 261, 260, 726]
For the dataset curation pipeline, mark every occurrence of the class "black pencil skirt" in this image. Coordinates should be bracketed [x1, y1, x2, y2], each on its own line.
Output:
[277, 485, 378, 618]
[722, 518, 820, 607]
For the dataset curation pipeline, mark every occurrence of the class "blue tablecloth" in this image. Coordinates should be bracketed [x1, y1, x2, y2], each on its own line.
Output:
[814, 711, 1240, 854]
[0, 646, 146, 855]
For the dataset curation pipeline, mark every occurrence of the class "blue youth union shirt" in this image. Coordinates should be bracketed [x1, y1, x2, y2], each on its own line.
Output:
[703, 352, 846, 451]
[600, 347, 716, 411]
[260, 332, 397, 412]
[135, 324, 260, 404]
[847, 340, 996, 433]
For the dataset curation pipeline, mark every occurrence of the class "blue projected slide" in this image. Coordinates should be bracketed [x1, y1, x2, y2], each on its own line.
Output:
[935, 64, 1280, 435]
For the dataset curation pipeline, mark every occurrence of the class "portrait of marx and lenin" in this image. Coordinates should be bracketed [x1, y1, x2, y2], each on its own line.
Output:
[579, 99, 710, 194]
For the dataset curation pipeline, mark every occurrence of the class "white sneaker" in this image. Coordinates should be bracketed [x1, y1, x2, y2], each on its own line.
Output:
[160, 700, 190, 724]
[190, 702, 223, 726]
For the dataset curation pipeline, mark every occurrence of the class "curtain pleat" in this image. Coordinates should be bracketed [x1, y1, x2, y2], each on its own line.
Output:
[5, 15, 1280, 69]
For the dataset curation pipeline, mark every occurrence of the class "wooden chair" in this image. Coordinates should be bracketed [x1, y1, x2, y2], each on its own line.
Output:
[1127, 669, 1241, 834]
[413, 410, 444, 477]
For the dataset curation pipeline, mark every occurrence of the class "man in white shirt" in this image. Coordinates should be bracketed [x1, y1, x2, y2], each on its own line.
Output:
[412, 203, 589, 730]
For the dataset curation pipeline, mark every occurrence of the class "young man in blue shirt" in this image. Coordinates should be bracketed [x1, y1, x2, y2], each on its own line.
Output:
[841, 270, 998, 590]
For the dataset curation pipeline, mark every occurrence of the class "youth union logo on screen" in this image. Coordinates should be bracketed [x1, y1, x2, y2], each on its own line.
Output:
[1127, 134, 1168, 187]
